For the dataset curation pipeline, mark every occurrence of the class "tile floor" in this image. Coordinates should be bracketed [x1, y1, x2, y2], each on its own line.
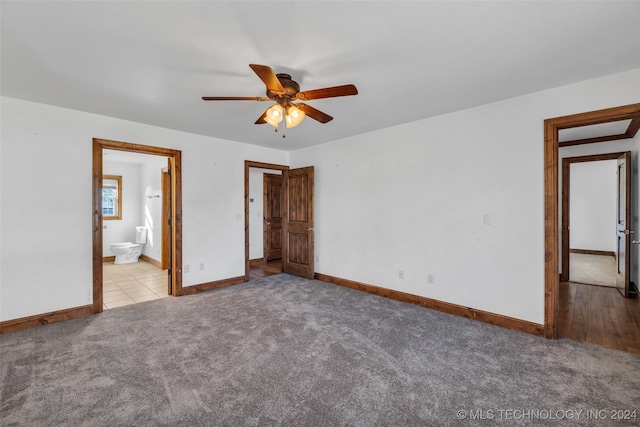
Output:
[103, 260, 170, 310]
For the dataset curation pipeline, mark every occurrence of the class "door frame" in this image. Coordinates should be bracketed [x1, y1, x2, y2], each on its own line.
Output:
[244, 160, 289, 281]
[93, 138, 183, 313]
[561, 152, 629, 282]
[161, 166, 171, 270]
[544, 103, 640, 339]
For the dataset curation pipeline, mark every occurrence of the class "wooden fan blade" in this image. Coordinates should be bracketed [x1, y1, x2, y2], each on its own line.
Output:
[255, 109, 268, 125]
[296, 84, 358, 101]
[296, 103, 333, 124]
[249, 64, 285, 93]
[202, 96, 270, 101]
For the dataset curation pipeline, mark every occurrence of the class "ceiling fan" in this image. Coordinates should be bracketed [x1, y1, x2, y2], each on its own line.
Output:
[202, 64, 358, 133]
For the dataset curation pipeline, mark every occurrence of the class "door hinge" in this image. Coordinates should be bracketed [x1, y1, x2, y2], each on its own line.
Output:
[168, 218, 171, 226]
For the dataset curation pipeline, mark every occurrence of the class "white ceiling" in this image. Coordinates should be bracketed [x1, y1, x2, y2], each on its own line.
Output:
[2, 1, 640, 151]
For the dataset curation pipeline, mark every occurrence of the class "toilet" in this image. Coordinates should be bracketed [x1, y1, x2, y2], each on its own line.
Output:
[110, 226, 147, 264]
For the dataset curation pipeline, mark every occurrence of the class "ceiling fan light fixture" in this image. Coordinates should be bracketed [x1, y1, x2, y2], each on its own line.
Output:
[202, 64, 357, 130]
[265, 104, 284, 127]
[285, 105, 305, 128]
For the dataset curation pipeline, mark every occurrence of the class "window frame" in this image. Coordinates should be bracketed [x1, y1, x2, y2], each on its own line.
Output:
[102, 175, 122, 220]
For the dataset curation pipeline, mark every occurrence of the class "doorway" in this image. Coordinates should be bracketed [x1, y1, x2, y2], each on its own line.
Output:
[100, 151, 171, 309]
[544, 102, 640, 340]
[245, 162, 288, 281]
[92, 138, 183, 313]
[244, 160, 315, 281]
[561, 153, 626, 287]
[558, 152, 640, 352]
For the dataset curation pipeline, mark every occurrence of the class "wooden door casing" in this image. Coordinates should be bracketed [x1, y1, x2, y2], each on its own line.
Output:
[544, 103, 640, 339]
[161, 166, 170, 271]
[283, 166, 315, 279]
[263, 173, 283, 262]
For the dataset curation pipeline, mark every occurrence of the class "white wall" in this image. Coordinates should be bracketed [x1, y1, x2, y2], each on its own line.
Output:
[2, 68, 639, 324]
[102, 161, 143, 254]
[140, 155, 168, 262]
[102, 156, 165, 262]
[0, 96, 288, 321]
[290, 67, 640, 324]
[569, 160, 617, 252]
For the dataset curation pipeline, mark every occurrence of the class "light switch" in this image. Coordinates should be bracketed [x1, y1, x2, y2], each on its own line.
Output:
[484, 214, 492, 225]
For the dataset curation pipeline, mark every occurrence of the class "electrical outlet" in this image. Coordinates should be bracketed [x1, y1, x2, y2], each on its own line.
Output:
[427, 274, 434, 285]
[315, 255, 319, 263]
[199, 263, 204, 271]
[184, 264, 190, 273]
[399, 270, 405, 279]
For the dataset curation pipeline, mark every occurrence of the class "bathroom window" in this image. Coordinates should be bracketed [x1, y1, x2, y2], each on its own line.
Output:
[102, 175, 122, 220]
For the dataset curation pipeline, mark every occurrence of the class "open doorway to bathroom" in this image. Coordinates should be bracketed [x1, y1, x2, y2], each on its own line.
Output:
[92, 138, 182, 314]
[101, 150, 170, 309]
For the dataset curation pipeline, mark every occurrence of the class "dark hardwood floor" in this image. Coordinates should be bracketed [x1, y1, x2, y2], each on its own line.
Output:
[249, 259, 283, 280]
[559, 281, 640, 354]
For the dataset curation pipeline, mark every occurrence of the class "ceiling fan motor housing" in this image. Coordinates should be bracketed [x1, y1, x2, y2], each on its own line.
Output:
[267, 74, 300, 104]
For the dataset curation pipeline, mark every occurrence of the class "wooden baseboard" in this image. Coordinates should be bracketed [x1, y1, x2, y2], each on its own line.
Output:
[249, 258, 264, 266]
[103, 256, 115, 263]
[570, 249, 616, 257]
[140, 254, 162, 269]
[1, 273, 247, 333]
[181, 276, 246, 295]
[0, 305, 95, 334]
[315, 273, 545, 337]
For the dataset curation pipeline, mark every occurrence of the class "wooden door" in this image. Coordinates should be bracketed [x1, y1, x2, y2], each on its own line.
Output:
[283, 166, 314, 279]
[263, 173, 283, 262]
[615, 152, 632, 297]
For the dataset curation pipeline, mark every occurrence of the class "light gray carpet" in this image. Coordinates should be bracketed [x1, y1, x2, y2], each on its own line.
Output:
[1, 274, 639, 426]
